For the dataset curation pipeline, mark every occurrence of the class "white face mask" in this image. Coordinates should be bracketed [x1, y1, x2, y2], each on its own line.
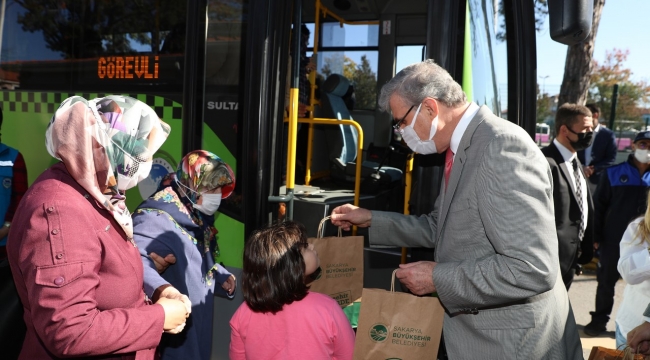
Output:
[634, 149, 650, 163]
[193, 193, 222, 215]
[174, 178, 223, 215]
[117, 161, 152, 191]
[399, 103, 439, 155]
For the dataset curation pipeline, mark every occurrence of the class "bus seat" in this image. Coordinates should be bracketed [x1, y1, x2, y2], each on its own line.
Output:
[319, 74, 402, 187]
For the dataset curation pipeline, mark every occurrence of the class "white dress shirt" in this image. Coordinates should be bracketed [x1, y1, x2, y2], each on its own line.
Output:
[449, 102, 480, 158]
[553, 139, 588, 235]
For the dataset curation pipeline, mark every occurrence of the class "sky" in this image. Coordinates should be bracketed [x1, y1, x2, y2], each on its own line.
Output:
[537, 0, 650, 96]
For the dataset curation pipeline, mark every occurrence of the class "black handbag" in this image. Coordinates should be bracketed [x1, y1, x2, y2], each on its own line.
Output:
[0, 258, 26, 359]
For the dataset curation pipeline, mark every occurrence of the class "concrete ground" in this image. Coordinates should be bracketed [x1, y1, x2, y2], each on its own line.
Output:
[568, 262, 626, 359]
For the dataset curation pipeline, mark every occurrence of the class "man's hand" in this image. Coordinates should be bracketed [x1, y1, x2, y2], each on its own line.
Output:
[330, 204, 372, 231]
[221, 274, 236, 295]
[583, 165, 594, 178]
[628, 321, 650, 354]
[396, 261, 437, 295]
[150, 252, 176, 274]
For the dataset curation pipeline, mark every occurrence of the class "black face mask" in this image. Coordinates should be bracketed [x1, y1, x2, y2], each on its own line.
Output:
[306, 266, 322, 283]
[566, 127, 593, 151]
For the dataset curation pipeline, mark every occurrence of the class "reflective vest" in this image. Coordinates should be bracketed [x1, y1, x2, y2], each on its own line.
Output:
[0, 143, 18, 246]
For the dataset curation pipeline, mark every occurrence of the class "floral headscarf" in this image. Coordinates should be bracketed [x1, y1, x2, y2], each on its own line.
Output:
[176, 150, 235, 202]
[139, 150, 235, 283]
[45, 95, 170, 239]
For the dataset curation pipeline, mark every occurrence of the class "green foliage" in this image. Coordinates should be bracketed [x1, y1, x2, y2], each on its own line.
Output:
[15, 0, 187, 58]
[350, 56, 377, 110]
[588, 49, 650, 130]
[321, 54, 377, 110]
[321, 53, 357, 80]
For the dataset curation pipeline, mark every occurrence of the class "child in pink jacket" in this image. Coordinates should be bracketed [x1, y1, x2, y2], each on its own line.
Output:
[229, 221, 355, 359]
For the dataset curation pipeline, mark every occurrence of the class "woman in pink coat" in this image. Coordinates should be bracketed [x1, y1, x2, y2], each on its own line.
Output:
[7, 95, 189, 359]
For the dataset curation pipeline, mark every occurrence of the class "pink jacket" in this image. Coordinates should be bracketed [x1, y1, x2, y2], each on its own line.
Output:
[230, 292, 355, 360]
[7, 163, 165, 359]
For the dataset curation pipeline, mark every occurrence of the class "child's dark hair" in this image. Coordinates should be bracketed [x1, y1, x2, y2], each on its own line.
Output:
[241, 221, 309, 313]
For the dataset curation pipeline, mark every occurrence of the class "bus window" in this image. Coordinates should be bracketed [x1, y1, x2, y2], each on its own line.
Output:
[396, 45, 425, 74]
[467, 0, 507, 116]
[316, 50, 378, 111]
[320, 23, 378, 47]
[312, 23, 379, 111]
[0, 0, 188, 194]
[0, 1, 187, 93]
[204, 0, 247, 217]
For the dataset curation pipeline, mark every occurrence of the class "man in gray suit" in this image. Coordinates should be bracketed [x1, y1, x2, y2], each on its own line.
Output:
[331, 60, 583, 359]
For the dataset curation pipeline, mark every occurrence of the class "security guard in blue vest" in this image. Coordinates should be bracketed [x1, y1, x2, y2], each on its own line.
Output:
[0, 107, 27, 259]
[585, 130, 650, 336]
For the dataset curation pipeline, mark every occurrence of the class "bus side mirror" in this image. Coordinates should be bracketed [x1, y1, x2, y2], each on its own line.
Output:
[547, 0, 593, 45]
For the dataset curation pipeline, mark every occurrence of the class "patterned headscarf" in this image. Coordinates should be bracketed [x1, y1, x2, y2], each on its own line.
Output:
[144, 150, 235, 278]
[176, 150, 235, 202]
[45, 95, 170, 239]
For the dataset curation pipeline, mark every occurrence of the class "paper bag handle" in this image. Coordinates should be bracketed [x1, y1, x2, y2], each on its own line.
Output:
[615, 344, 646, 360]
[390, 269, 398, 293]
[317, 216, 343, 238]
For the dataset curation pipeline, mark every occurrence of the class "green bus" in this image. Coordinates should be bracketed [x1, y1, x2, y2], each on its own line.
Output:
[0, 0, 586, 358]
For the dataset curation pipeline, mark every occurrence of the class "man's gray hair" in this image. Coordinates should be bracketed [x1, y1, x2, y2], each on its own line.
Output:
[378, 59, 467, 112]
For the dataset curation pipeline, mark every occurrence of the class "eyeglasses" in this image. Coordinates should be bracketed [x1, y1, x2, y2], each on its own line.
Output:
[392, 104, 415, 131]
[636, 142, 650, 150]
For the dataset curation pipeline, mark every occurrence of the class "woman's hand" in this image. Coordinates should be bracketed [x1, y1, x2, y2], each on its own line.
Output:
[159, 286, 192, 315]
[221, 274, 236, 295]
[150, 252, 176, 274]
[157, 297, 189, 333]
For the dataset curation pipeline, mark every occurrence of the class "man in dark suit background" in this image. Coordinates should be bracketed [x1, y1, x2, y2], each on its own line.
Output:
[578, 103, 617, 194]
[542, 103, 595, 289]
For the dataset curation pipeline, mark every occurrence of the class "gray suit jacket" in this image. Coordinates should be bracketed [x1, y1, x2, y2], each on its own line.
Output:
[369, 106, 582, 359]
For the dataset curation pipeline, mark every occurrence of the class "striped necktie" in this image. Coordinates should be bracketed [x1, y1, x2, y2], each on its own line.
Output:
[572, 158, 585, 241]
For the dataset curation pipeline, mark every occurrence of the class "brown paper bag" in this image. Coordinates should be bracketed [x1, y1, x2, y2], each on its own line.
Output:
[588, 346, 649, 360]
[353, 270, 444, 360]
[307, 216, 364, 309]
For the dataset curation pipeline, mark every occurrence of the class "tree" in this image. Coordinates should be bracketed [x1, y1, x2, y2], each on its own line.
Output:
[320, 54, 378, 110]
[557, 0, 605, 105]
[320, 53, 356, 79]
[351, 55, 377, 110]
[15, 0, 186, 58]
[588, 49, 650, 129]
